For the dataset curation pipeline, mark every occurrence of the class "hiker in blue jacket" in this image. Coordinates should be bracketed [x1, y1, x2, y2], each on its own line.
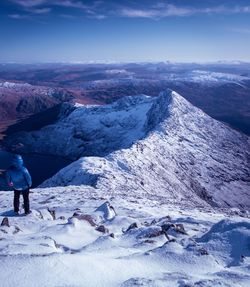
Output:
[6, 155, 32, 215]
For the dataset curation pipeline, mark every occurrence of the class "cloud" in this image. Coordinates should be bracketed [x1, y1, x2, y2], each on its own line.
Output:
[9, 0, 103, 18]
[120, 5, 192, 19]
[10, 0, 47, 7]
[10, 0, 97, 10]
[52, 0, 89, 9]
[119, 3, 250, 19]
[8, 1, 250, 21]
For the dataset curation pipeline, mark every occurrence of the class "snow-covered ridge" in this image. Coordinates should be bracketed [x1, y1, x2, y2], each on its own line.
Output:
[5, 90, 250, 209]
[0, 80, 73, 99]
[1, 89, 250, 286]
[0, 81, 31, 88]
[164, 70, 250, 83]
[5, 91, 171, 159]
[24, 90, 247, 210]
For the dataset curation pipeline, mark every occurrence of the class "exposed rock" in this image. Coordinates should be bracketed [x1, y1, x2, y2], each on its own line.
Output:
[72, 214, 97, 227]
[161, 223, 175, 233]
[163, 238, 176, 244]
[174, 224, 188, 235]
[124, 222, 138, 233]
[161, 223, 188, 237]
[37, 209, 55, 220]
[95, 225, 109, 233]
[47, 208, 56, 220]
[1, 217, 10, 227]
[198, 247, 209, 255]
[13, 226, 21, 234]
[137, 226, 163, 239]
[58, 216, 66, 220]
[72, 211, 81, 217]
[94, 201, 116, 221]
[150, 215, 172, 226]
[144, 239, 156, 244]
[109, 233, 115, 238]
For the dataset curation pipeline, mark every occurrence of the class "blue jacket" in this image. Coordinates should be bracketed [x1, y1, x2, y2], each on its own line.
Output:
[6, 155, 32, 191]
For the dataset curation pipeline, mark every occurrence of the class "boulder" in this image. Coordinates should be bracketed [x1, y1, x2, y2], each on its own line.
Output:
[137, 226, 164, 239]
[94, 201, 116, 221]
[96, 225, 109, 233]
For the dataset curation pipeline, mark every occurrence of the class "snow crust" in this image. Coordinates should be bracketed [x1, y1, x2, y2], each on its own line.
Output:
[0, 187, 249, 287]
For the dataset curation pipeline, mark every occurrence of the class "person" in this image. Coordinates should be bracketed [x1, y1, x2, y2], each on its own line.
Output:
[6, 154, 32, 215]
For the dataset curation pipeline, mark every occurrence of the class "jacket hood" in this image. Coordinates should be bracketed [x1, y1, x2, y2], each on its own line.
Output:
[12, 155, 24, 168]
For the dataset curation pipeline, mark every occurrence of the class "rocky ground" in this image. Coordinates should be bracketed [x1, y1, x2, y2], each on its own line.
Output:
[0, 186, 249, 287]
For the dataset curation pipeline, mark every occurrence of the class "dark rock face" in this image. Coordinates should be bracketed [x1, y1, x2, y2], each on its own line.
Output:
[95, 225, 109, 233]
[0, 81, 74, 140]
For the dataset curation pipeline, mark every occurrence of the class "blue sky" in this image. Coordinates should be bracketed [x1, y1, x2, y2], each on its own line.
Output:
[0, 0, 250, 63]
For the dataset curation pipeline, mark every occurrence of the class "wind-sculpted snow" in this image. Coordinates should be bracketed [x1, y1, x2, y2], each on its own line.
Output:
[0, 187, 249, 287]
[39, 90, 250, 210]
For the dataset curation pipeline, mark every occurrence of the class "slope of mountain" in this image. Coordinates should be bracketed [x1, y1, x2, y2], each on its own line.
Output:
[5, 90, 249, 210]
[0, 80, 73, 136]
[1, 88, 249, 286]
[4, 93, 154, 159]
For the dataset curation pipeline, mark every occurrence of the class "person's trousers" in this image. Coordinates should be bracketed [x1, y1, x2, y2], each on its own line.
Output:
[14, 189, 30, 214]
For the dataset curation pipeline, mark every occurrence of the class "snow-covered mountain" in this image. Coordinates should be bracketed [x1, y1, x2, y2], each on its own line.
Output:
[1, 89, 250, 286]
[0, 80, 73, 136]
[164, 70, 250, 85]
[6, 90, 250, 210]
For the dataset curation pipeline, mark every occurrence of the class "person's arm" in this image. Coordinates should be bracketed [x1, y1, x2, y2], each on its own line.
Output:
[23, 168, 32, 188]
[5, 171, 14, 187]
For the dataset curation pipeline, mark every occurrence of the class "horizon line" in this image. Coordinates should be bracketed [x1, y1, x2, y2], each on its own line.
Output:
[1, 60, 250, 65]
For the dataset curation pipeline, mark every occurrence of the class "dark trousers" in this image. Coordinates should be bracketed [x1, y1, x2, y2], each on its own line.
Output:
[14, 189, 30, 214]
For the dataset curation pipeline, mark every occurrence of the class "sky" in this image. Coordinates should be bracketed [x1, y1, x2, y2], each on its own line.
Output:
[0, 0, 250, 63]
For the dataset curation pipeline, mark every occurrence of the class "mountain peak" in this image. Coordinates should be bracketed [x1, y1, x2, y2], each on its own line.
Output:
[33, 90, 250, 210]
[4, 90, 184, 160]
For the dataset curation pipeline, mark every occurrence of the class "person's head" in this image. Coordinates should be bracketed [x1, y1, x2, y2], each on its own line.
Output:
[12, 154, 24, 168]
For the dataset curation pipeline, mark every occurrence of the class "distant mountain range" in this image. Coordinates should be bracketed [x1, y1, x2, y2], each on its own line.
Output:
[0, 64, 249, 286]
[0, 81, 73, 137]
[0, 62, 250, 137]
